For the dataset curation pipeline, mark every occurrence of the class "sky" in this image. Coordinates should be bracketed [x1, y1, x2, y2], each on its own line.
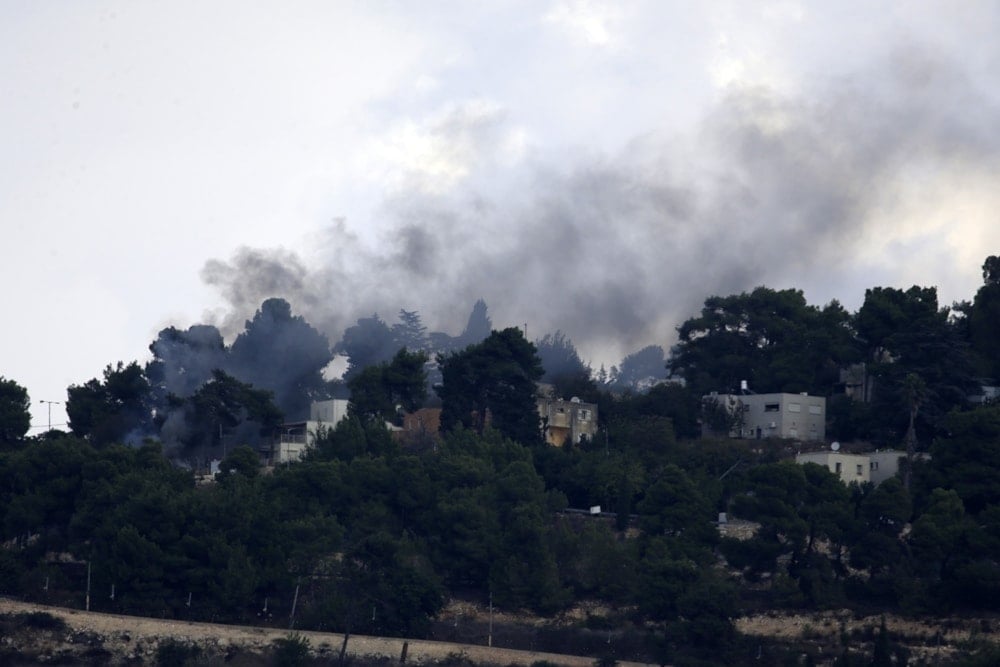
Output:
[2, 1, 1000, 434]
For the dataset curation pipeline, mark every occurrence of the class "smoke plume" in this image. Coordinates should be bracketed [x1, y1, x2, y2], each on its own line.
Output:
[200, 47, 1000, 367]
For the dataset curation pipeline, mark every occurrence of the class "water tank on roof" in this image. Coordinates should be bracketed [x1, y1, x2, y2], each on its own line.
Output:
[570, 396, 581, 403]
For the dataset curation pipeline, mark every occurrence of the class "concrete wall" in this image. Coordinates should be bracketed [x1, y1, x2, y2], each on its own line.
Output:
[796, 451, 870, 484]
[537, 397, 598, 446]
[310, 399, 350, 424]
[704, 392, 826, 441]
[867, 450, 906, 486]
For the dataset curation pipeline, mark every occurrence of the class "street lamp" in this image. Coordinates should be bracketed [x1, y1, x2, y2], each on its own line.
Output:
[38, 400, 61, 432]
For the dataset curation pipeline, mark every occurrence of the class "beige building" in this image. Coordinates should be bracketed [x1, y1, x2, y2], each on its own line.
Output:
[537, 387, 599, 446]
[796, 451, 870, 484]
[703, 392, 826, 441]
[796, 449, 907, 486]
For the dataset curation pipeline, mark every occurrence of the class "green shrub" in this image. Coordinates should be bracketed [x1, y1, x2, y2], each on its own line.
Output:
[15, 611, 67, 632]
[155, 638, 202, 667]
[273, 632, 311, 667]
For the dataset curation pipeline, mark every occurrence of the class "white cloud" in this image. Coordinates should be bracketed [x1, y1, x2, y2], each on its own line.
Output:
[363, 99, 514, 194]
[543, 0, 624, 47]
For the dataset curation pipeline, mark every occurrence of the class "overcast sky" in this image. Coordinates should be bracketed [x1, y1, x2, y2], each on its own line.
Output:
[3, 1, 999, 433]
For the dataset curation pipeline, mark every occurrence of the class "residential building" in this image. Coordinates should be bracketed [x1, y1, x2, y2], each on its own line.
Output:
[703, 392, 826, 441]
[796, 449, 907, 486]
[867, 450, 908, 485]
[969, 381, 1000, 405]
[536, 386, 599, 446]
[401, 407, 442, 436]
[839, 363, 874, 403]
[796, 451, 870, 484]
[262, 398, 350, 465]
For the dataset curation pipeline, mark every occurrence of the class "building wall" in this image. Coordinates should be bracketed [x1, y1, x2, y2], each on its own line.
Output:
[704, 392, 826, 441]
[796, 451, 870, 484]
[310, 399, 350, 424]
[402, 408, 442, 435]
[867, 450, 906, 486]
[537, 397, 598, 446]
[266, 400, 351, 464]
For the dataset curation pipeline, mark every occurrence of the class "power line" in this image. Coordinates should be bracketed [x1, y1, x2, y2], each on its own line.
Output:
[27, 422, 69, 431]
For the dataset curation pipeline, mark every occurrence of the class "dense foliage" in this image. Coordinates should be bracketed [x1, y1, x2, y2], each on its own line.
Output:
[3, 255, 1000, 665]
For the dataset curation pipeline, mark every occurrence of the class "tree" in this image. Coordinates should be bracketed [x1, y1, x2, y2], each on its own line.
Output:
[610, 345, 666, 391]
[535, 331, 589, 382]
[611, 382, 701, 440]
[391, 309, 428, 352]
[925, 405, 1000, 515]
[453, 298, 492, 348]
[437, 328, 544, 445]
[217, 445, 261, 479]
[901, 372, 927, 490]
[848, 478, 911, 579]
[0, 376, 30, 444]
[229, 298, 332, 420]
[669, 287, 859, 397]
[337, 314, 398, 380]
[145, 325, 227, 400]
[909, 488, 971, 585]
[967, 255, 1000, 379]
[184, 370, 283, 457]
[856, 285, 976, 444]
[637, 464, 718, 555]
[67, 361, 152, 446]
[348, 349, 428, 425]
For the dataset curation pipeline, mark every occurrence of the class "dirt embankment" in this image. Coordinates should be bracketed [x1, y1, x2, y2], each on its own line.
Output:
[737, 609, 1000, 662]
[0, 597, 647, 666]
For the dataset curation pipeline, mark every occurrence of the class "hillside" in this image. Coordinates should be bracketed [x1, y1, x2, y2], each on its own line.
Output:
[0, 597, 646, 666]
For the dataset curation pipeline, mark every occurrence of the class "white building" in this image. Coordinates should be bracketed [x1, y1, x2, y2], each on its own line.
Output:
[703, 392, 826, 441]
[263, 399, 350, 464]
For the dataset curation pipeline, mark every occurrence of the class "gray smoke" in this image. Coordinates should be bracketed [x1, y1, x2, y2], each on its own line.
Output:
[200, 46, 1000, 367]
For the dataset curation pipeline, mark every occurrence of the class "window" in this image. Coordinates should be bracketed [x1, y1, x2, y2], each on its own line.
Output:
[856, 464, 863, 476]
[578, 409, 590, 421]
[870, 461, 879, 471]
[809, 405, 822, 415]
[835, 462, 842, 473]
[764, 403, 780, 412]
[788, 403, 801, 413]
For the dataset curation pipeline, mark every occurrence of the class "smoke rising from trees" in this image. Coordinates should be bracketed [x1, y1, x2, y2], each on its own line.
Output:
[199, 47, 1000, 367]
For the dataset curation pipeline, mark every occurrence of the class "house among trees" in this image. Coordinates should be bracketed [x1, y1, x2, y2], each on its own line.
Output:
[796, 449, 906, 485]
[262, 398, 349, 464]
[536, 384, 599, 446]
[702, 391, 826, 441]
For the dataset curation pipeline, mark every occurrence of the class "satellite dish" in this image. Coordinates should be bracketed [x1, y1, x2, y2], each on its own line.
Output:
[831, 442, 841, 451]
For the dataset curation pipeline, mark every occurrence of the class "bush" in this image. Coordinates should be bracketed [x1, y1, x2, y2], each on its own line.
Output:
[14, 611, 67, 632]
[156, 638, 202, 667]
[272, 632, 311, 667]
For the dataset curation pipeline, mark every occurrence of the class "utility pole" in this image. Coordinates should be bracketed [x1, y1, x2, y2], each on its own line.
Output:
[39, 400, 60, 432]
[289, 581, 300, 629]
